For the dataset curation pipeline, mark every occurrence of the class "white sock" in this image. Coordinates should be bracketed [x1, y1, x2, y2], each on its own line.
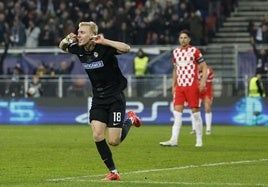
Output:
[192, 112, 203, 141]
[191, 113, 195, 131]
[205, 112, 212, 131]
[111, 169, 118, 174]
[170, 111, 182, 143]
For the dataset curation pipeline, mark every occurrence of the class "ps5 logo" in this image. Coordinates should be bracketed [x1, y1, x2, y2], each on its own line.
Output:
[76, 99, 192, 124]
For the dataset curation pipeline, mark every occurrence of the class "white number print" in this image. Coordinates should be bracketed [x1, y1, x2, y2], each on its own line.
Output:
[113, 112, 121, 123]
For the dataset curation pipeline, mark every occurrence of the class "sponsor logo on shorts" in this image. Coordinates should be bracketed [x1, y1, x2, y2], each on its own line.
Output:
[113, 123, 120, 126]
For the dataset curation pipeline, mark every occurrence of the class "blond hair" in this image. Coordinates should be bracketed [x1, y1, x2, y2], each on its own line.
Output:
[79, 21, 98, 35]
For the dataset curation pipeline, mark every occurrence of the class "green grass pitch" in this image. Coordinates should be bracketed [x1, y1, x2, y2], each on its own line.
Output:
[0, 124, 268, 187]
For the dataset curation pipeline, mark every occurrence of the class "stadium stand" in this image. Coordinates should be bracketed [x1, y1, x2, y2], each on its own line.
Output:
[2, 0, 268, 98]
[204, 0, 268, 78]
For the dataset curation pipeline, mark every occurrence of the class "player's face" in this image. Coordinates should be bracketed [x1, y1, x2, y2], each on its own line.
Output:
[179, 33, 190, 48]
[77, 25, 94, 46]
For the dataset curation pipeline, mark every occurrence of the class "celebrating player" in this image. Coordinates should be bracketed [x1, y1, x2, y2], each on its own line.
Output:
[59, 21, 142, 181]
[160, 29, 207, 147]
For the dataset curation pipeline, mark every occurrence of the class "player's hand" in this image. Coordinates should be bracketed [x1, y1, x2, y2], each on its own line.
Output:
[90, 34, 104, 44]
[199, 82, 206, 92]
[66, 33, 77, 43]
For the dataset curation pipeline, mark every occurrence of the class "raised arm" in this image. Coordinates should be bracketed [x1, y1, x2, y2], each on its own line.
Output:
[59, 33, 77, 52]
[90, 34, 130, 54]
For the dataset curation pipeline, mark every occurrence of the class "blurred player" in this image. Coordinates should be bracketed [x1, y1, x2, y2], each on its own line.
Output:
[59, 21, 142, 181]
[160, 29, 207, 147]
[191, 66, 214, 135]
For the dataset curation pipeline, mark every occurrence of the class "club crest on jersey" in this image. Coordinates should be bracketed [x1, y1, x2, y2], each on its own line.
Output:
[93, 52, 98, 58]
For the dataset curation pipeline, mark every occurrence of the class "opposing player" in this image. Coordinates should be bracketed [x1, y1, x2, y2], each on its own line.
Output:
[59, 21, 142, 181]
[190, 66, 214, 135]
[160, 29, 207, 147]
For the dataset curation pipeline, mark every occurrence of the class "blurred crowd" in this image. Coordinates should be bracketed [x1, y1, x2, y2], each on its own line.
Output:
[248, 14, 268, 45]
[0, 0, 237, 48]
[247, 14, 268, 76]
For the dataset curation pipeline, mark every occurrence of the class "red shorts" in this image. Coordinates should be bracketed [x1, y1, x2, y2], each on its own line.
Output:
[200, 85, 213, 101]
[173, 83, 200, 108]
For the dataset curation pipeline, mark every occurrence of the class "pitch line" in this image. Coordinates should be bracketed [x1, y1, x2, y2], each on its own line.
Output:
[73, 179, 268, 186]
[47, 158, 268, 182]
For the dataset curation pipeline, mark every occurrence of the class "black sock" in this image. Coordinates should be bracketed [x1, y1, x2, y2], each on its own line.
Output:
[120, 119, 132, 142]
[95, 139, 115, 171]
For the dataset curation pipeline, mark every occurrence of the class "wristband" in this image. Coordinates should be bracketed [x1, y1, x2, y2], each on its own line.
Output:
[65, 35, 73, 43]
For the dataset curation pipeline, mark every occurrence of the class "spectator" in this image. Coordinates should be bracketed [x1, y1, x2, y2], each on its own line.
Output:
[38, 23, 55, 46]
[248, 72, 266, 97]
[248, 20, 257, 44]
[27, 75, 43, 98]
[169, 13, 183, 44]
[187, 10, 204, 45]
[254, 24, 268, 44]
[34, 63, 47, 77]
[0, 13, 8, 46]
[145, 0, 162, 22]
[116, 21, 132, 44]
[262, 14, 268, 27]
[55, 59, 75, 75]
[3, 0, 213, 46]
[5, 65, 24, 97]
[133, 48, 150, 97]
[132, 6, 148, 45]
[55, 57, 75, 97]
[25, 19, 41, 48]
[9, 17, 26, 47]
[251, 39, 268, 75]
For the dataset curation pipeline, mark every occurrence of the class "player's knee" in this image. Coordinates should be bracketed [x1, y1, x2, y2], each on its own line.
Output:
[108, 139, 120, 146]
[93, 133, 105, 142]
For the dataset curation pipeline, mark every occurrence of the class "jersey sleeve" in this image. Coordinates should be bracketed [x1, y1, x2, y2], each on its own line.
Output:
[195, 48, 205, 64]
[172, 49, 177, 64]
[68, 43, 81, 54]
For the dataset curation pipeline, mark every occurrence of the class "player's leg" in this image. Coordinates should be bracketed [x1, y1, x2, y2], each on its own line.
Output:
[160, 105, 183, 147]
[120, 111, 142, 142]
[170, 108, 183, 144]
[187, 102, 196, 134]
[190, 112, 196, 134]
[160, 86, 184, 147]
[203, 96, 212, 135]
[106, 110, 142, 145]
[190, 108, 203, 135]
[90, 100, 120, 181]
[187, 87, 203, 147]
[107, 92, 141, 143]
[159, 110, 182, 147]
[191, 108, 203, 147]
[91, 120, 119, 180]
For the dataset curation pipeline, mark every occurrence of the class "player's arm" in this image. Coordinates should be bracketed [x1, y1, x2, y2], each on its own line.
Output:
[59, 33, 77, 52]
[90, 34, 130, 54]
[172, 65, 177, 94]
[199, 62, 207, 91]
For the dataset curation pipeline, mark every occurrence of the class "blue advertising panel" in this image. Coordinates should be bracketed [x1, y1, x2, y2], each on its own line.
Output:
[0, 97, 268, 126]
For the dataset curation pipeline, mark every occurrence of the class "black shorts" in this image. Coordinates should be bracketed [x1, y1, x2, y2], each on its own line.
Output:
[89, 92, 126, 128]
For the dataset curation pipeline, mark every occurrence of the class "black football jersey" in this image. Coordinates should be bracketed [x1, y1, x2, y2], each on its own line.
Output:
[68, 43, 127, 98]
